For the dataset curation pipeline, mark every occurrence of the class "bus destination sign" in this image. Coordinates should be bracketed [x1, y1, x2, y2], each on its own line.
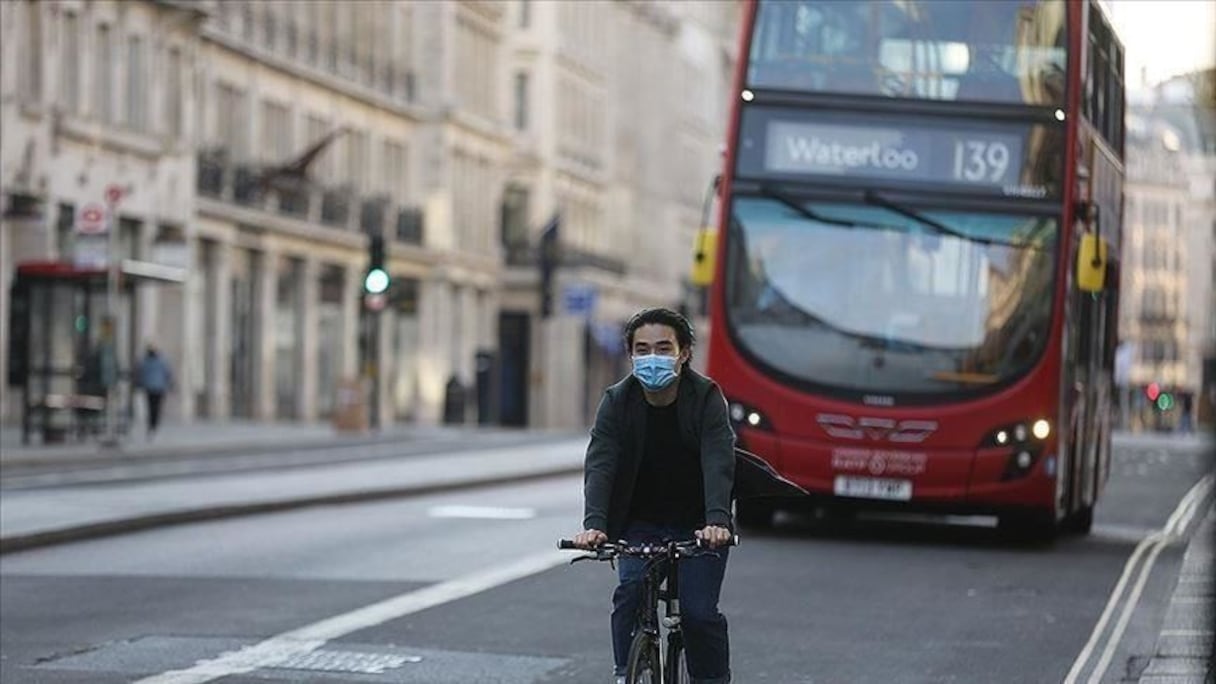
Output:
[737, 108, 1058, 198]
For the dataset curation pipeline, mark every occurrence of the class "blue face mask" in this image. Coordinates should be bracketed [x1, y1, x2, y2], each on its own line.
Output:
[632, 354, 679, 391]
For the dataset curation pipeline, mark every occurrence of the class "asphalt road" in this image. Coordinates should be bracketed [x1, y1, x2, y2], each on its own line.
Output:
[0, 438, 1209, 683]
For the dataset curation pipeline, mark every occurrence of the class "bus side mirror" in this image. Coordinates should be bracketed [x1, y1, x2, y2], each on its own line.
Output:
[1076, 233, 1107, 293]
[691, 229, 717, 287]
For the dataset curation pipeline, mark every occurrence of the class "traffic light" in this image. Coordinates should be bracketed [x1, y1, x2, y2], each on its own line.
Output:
[1156, 392, 1175, 412]
[1145, 382, 1161, 402]
[364, 235, 389, 295]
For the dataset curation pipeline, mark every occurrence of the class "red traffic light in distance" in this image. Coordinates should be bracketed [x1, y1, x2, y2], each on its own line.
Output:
[1145, 382, 1161, 401]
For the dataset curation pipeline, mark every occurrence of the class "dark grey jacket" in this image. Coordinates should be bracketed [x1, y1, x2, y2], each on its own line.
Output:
[583, 369, 736, 539]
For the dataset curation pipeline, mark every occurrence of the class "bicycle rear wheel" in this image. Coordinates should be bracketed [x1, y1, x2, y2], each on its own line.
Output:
[665, 632, 687, 684]
[625, 631, 661, 684]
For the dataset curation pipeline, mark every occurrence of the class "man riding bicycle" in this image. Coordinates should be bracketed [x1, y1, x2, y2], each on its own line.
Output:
[571, 307, 736, 684]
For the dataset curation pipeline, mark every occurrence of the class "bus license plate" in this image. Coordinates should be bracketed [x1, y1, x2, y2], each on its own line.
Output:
[834, 476, 913, 501]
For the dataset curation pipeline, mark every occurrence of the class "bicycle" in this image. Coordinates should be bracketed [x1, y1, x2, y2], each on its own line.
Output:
[558, 535, 738, 684]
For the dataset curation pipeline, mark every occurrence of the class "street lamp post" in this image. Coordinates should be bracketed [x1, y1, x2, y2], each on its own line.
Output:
[101, 186, 124, 447]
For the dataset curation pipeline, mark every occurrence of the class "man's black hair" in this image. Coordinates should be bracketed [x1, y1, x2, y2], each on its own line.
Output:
[623, 307, 695, 366]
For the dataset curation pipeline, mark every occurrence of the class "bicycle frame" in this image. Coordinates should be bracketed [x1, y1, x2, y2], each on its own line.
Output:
[558, 536, 737, 684]
[634, 547, 685, 683]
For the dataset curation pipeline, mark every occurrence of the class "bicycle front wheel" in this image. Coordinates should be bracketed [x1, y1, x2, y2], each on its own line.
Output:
[665, 632, 687, 684]
[625, 631, 661, 684]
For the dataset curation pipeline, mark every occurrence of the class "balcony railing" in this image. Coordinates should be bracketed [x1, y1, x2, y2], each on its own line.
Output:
[195, 149, 424, 242]
[320, 187, 352, 227]
[232, 165, 263, 207]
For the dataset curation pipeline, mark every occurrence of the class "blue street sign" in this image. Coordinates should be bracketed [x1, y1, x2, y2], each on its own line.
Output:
[562, 283, 597, 316]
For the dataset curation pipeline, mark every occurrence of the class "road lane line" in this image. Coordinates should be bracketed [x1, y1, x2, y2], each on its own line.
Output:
[428, 505, 538, 519]
[1086, 534, 1169, 684]
[132, 549, 569, 684]
[1062, 532, 1158, 684]
[1064, 473, 1214, 684]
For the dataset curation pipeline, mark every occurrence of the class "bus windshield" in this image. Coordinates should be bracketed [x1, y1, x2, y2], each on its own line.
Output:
[726, 196, 1058, 397]
[748, 0, 1067, 106]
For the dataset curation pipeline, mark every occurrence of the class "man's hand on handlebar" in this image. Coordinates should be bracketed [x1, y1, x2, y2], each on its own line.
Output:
[573, 528, 608, 549]
[695, 525, 732, 548]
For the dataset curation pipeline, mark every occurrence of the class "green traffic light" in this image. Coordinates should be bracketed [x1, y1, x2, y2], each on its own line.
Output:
[74, 315, 88, 333]
[1156, 393, 1175, 411]
[364, 268, 390, 295]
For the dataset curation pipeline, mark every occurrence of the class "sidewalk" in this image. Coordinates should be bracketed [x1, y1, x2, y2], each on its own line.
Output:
[0, 435, 588, 553]
[1112, 430, 1214, 453]
[1139, 504, 1215, 683]
[0, 419, 558, 469]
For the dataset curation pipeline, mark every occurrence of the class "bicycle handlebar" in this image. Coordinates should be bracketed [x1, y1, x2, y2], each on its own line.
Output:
[557, 536, 739, 555]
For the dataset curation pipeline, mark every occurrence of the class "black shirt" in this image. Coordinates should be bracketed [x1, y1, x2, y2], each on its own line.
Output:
[627, 400, 706, 530]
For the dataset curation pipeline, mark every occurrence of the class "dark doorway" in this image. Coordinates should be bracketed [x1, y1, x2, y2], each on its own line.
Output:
[498, 311, 530, 427]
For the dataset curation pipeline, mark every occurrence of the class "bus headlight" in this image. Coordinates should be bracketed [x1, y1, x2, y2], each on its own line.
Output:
[729, 402, 746, 423]
[983, 419, 1052, 448]
[1002, 448, 1042, 481]
[727, 399, 770, 431]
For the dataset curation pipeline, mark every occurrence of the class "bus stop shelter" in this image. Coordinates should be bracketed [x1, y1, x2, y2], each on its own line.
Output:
[7, 260, 186, 445]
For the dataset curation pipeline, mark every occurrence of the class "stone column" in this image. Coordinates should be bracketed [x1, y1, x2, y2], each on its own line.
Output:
[209, 241, 233, 419]
[376, 298, 393, 428]
[414, 276, 448, 424]
[254, 249, 279, 421]
[297, 257, 320, 421]
[341, 264, 361, 380]
[458, 284, 477, 386]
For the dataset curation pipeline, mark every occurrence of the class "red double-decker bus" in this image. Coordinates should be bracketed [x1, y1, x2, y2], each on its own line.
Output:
[708, 0, 1126, 539]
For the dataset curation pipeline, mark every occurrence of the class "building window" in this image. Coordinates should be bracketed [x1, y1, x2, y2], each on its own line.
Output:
[260, 100, 291, 163]
[263, 2, 277, 50]
[94, 24, 112, 122]
[242, 1, 255, 42]
[20, 1, 43, 101]
[347, 129, 368, 193]
[126, 35, 146, 129]
[305, 115, 332, 182]
[166, 47, 184, 137]
[383, 141, 408, 201]
[215, 83, 248, 156]
[60, 11, 80, 114]
[275, 257, 302, 420]
[513, 72, 529, 132]
[285, 2, 298, 56]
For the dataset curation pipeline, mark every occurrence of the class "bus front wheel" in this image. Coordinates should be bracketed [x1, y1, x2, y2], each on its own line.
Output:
[1063, 505, 1094, 535]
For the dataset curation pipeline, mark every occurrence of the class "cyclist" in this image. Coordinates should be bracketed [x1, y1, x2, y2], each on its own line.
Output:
[571, 307, 736, 684]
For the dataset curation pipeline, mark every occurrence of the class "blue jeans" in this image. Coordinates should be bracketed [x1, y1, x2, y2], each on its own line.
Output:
[611, 521, 731, 683]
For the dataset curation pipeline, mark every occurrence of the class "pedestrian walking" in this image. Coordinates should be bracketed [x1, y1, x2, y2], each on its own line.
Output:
[135, 345, 174, 438]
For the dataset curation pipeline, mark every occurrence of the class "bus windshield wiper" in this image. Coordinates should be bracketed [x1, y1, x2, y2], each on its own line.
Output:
[757, 184, 865, 229]
[861, 190, 1033, 249]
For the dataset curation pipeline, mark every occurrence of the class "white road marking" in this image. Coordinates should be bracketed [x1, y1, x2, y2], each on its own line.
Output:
[1064, 474, 1214, 684]
[428, 505, 537, 519]
[132, 550, 568, 684]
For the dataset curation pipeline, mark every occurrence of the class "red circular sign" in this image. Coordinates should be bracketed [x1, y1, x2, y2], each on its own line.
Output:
[76, 203, 108, 234]
[105, 185, 124, 205]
